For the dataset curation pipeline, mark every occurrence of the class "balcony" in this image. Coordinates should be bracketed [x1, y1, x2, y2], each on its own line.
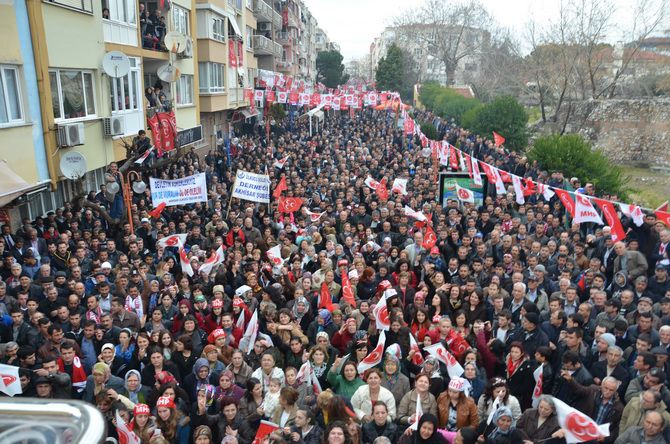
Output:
[287, 10, 300, 29]
[253, 0, 273, 22]
[253, 35, 282, 56]
[103, 19, 139, 47]
[275, 31, 291, 45]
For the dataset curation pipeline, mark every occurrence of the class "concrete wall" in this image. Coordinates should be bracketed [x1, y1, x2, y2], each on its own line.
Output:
[553, 99, 670, 167]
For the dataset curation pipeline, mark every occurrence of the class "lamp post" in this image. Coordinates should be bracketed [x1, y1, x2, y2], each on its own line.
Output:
[120, 170, 145, 233]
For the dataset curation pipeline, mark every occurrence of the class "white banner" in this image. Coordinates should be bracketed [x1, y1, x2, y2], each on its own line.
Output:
[150, 173, 207, 207]
[231, 170, 271, 203]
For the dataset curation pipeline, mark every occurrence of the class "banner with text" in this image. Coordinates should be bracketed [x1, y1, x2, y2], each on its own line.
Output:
[232, 170, 271, 203]
[150, 173, 207, 207]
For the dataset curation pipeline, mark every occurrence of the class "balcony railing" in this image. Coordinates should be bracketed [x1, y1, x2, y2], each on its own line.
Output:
[253, 35, 282, 57]
[275, 31, 291, 45]
[253, 0, 273, 22]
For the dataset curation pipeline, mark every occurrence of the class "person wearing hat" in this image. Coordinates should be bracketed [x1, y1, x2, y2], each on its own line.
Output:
[192, 425, 213, 444]
[83, 361, 125, 403]
[155, 395, 191, 444]
[436, 376, 478, 431]
[129, 403, 157, 442]
[476, 405, 525, 444]
[648, 264, 669, 302]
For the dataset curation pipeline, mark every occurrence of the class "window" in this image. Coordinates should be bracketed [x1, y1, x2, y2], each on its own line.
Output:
[106, 0, 136, 24]
[245, 0, 252, 8]
[198, 63, 225, 93]
[0, 66, 23, 126]
[230, 0, 242, 10]
[175, 74, 193, 106]
[172, 6, 189, 36]
[50, 69, 96, 121]
[212, 17, 225, 41]
[110, 58, 140, 113]
[245, 26, 253, 50]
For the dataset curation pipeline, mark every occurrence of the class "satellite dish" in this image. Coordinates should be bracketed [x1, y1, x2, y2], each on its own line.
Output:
[132, 181, 147, 194]
[102, 51, 131, 78]
[164, 32, 187, 54]
[59, 151, 87, 179]
[157, 63, 181, 83]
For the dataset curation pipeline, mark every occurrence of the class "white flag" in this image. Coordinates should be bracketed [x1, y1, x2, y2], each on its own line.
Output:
[267, 244, 283, 266]
[532, 364, 543, 408]
[455, 184, 475, 204]
[409, 389, 424, 430]
[391, 178, 408, 195]
[512, 175, 525, 205]
[404, 206, 427, 222]
[471, 157, 483, 186]
[240, 309, 259, 354]
[552, 396, 609, 443]
[305, 209, 326, 223]
[373, 289, 392, 331]
[0, 364, 21, 397]
[236, 309, 245, 330]
[157, 233, 187, 248]
[492, 167, 506, 195]
[423, 343, 463, 378]
[385, 343, 402, 360]
[115, 410, 141, 444]
[364, 176, 380, 190]
[274, 156, 289, 169]
[620, 203, 644, 226]
[574, 194, 604, 225]
[487, 396, 502, 425]
[198, 245, 225, 275]
[178, 247, 194, 277]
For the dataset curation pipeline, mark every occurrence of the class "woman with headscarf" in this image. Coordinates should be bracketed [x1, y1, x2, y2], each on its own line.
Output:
[462, 361, 485, 402]
[182, 358, 213, 401]
[398, 413, 446, 444]
[83, 362, 125, 403]
[476, 406, 524, 444]
[121, 369, 151, 405]
[212, 369, 245, 405]
[407, 356, 445, 398]
[380, 353, 410, 407]
[332, 317, 358, 355]
[290, 294, 314, 331]
[306, 309, 338, 344]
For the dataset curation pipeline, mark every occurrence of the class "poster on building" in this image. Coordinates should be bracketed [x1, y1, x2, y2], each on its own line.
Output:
[231, 170, 271, 203]
[150, 173, 208, 207]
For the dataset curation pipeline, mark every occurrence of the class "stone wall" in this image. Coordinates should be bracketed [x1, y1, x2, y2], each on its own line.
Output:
[549, 99, 670, 167]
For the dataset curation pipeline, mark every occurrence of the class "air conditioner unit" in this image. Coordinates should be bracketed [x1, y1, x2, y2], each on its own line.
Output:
[178, 37, 193, 58]
[259, 22, 272, 32]
[103, 116, 126, 137]
[57, 122, 85, 147]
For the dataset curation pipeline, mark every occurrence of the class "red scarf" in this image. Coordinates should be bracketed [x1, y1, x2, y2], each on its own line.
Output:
[59, 356, 87, 392]
[507, 355, 522, 377]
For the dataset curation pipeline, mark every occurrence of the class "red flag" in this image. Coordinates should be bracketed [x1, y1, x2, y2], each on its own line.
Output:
[498, 169, 511, 183]
[657, 210, 670, 227]
[422, 225, 437, 250]
[319, 282, 334, 311]
[594, 198, 626, 242]
[146, 113, 163, 155]
[115, 410, 141, 444]
[522, 178, 537, 197]
[449, 145, 459, 170]
[657, 201, 669, 212]
[228, 39, 238, 67]
[253, 420, 280, 444]
[273, 176, 287, 199]
[179, 247, 193, 277]
[157, 111, 176, 153]
[554, 188, 576, 217]
[409, 332, 424, 365]
[339, 266, 356, 308]
[479, 162, 497, 184]
[278, 197, 303, 213]
[375, 177, 389, 201]
[148, 202, 166, 219]
[266, 90, 276, 103]
[493, 131, 505, 147]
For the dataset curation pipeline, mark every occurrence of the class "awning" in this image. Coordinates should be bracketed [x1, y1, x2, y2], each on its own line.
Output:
[221, 10, 242, 37]
[241, 108, 259, 119]
[0, 160, 35, 207]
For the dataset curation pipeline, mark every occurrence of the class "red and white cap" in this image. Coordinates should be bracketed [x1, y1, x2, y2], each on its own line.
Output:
[211, 299, 223, 309]
[134, 403, 150, 416]
[156, 396, 175, 409]
[448, 377, 466, 392]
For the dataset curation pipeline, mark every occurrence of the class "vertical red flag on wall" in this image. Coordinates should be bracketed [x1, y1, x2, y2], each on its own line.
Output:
[554, 188, 576, 217]
[594, 198, 626, 242]
[157, 111, 176, 153]
[449, 145, 459, 170]
[492, 131, 505, 147]
[228, 40, 238, 68]
[146, 113, 163, 155]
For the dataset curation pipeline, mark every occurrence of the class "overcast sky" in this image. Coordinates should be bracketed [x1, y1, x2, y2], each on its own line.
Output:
[302, 0, 662, 61]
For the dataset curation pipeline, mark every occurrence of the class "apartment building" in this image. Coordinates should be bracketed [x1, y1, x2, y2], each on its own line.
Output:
[0, 0, 200, 222]
[196, 0, 257, 149]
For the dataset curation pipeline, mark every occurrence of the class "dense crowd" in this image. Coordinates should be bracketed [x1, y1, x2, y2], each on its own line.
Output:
[1, 105, 669, 444]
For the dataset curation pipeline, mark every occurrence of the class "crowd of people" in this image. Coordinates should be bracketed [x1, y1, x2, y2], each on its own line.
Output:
[0, 103, 669, 444]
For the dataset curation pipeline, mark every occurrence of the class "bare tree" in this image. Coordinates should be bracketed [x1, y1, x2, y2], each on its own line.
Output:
[393, 0, 493, 85]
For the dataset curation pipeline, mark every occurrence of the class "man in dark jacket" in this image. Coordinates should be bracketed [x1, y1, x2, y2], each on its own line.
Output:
[563, 374, 624, 444]
[509, 312, 548, 357]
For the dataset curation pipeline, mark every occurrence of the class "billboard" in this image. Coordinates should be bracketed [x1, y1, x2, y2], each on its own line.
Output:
[439, 172, 488, 208]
